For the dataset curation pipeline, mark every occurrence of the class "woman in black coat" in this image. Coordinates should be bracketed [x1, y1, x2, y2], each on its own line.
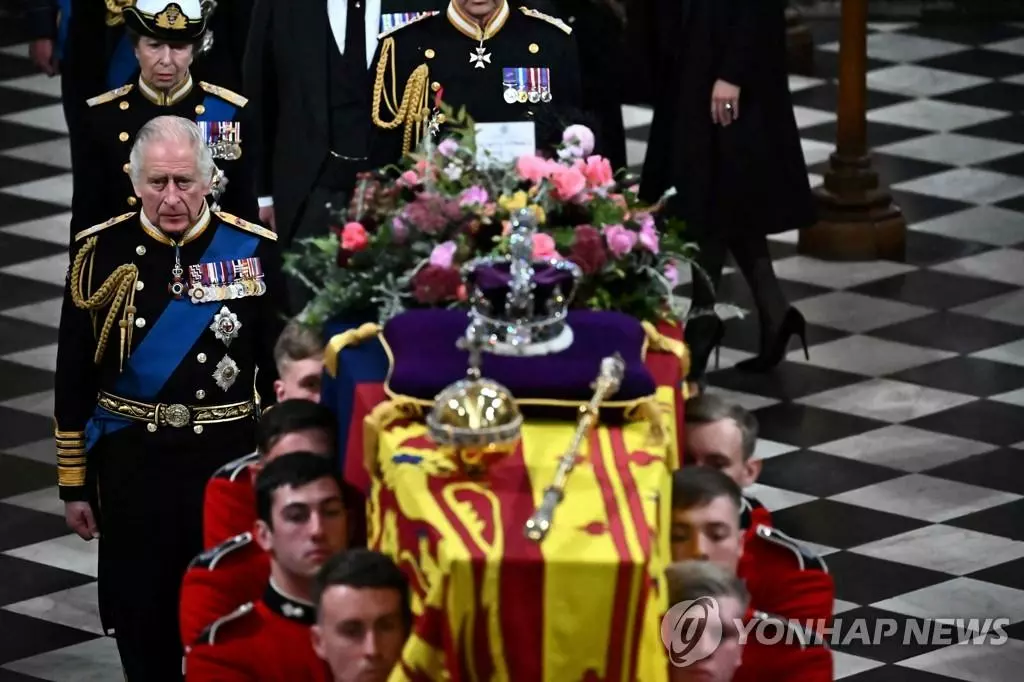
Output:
[633, 0, 816, 386]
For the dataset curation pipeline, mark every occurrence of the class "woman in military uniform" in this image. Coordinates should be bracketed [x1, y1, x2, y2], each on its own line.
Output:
[70, 0, 258, 240]
[368, 0, 584, 168]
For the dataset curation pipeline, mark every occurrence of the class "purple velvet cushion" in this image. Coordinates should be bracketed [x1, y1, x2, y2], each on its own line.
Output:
[383, 309, 657, 414]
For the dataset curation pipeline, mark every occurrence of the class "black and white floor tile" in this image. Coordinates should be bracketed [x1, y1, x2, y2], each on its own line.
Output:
[2, 11, 1024, 681]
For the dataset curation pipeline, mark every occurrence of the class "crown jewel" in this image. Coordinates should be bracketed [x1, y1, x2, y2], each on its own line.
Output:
[461, 209, 582, 356]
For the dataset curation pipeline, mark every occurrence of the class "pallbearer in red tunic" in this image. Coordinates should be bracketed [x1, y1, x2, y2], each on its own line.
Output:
[202, 398, 337, 548]
[186, 453, 347, 680]
[669, 468, 833, 681]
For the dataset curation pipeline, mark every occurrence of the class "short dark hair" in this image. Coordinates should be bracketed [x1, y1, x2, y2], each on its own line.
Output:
[671, 467, 742, 513]
[257, 399, 337, 455]
[684, 395, 759, 460]
[313, 549, 413, 633]
[254, 452, 341, 526]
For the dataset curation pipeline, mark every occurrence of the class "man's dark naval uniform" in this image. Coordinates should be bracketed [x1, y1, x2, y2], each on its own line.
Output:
[244, 0, 446, 250]
[54, 202, 286, 679]
[369, 0, 583, 168]
[74, 76, 256, 235]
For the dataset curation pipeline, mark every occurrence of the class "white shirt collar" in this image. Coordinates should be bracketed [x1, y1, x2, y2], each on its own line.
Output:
[327, 0, 381, 69]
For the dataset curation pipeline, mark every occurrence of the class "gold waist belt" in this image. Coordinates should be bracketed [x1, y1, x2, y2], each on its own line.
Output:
[97, 392, 255, 431]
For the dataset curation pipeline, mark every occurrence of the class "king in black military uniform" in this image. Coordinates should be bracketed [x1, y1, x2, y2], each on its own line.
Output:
[368, 0, 583, 168]
[55, 114, 286, 680]
[70, 0, 258, 239]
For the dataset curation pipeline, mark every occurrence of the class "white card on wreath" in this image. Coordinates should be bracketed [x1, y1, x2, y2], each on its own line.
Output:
[474, 121, 536, 167]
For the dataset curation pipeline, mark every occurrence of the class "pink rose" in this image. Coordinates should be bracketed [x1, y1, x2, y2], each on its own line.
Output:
[398, 170, 420, 187]
[550, 166, 587, 201]
[429, 240, 457, 269]
[562, 124, 595, 157]
[637, 214, 659, 254]
[603, 224, 637, 258]
[576, 155, 614, 189]
[516, 155, 557, 183]
[532, 233, 558, 260]
[459, 186, 489, 207]
[340, 222, 369, 252]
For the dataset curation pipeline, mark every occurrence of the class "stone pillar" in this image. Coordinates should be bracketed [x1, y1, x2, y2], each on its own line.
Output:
[798, 0, 907, 261]
[786, 4, 815, 75]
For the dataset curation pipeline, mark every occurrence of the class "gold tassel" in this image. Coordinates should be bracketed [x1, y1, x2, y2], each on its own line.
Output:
[370, 36, 430, 157]
[324, 323, 382, 378]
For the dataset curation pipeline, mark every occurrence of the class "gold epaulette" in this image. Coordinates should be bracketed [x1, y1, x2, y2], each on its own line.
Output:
[377, 10, 438, 39]
[216, 211, 277, 241]
[86, 83, 134, 107]
[519, 6, 572, 34]
[199, 81, 249, 107]
[75, 212, 137, 242]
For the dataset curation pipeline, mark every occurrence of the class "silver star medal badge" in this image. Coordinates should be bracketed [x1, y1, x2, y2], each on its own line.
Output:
[470, 45, 491, 69]
[210, 306, 242, 346]
[213, 355, 240, 391]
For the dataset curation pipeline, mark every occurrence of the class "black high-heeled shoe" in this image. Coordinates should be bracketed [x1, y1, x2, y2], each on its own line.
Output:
[685, 316, 725, 389]
[735, 308, 809, 373]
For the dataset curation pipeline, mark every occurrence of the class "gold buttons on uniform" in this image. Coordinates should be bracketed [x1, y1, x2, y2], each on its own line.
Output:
[425, 48, 435, 59]
[196, 389, 206, 400]
[120, 101, 129, 110]
[135, 317, 146, 328]
[147, 423, 158, 433]
[119, 132, 129, 142]
[135, 280, 144, 291]
[197, 353, 207, 363]
[431, 81, 441, 92]
[195, 104, 206, 115]
[193, 425, 204, 435]
[123, 163, 130, 173]
[136, 245, 146, 256]
[529, 43, 539, 54]
[127, 197, 137, 206]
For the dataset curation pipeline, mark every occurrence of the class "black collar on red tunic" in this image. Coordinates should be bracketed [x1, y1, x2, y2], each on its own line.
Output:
[739, 495, 763, 531]
[264, 581, 317, 626]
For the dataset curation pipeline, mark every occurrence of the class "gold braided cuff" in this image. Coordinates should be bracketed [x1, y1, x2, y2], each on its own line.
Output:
[55, 425, 88, 488]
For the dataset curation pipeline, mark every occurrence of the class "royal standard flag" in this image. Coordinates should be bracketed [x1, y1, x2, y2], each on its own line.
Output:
[367, 387, 678, 682]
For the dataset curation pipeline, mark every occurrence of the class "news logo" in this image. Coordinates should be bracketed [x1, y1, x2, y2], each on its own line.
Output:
[660, 596, 724, 667]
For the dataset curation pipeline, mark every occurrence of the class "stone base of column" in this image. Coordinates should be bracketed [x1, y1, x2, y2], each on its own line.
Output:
[799, 151, 908, 261]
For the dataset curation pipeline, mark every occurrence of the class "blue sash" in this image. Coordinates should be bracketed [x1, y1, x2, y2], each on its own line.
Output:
[195, 95, 238, 123]
[107, 34, 136, 89]
[85, 223, 259, 450]
[56, 0, 71, 62]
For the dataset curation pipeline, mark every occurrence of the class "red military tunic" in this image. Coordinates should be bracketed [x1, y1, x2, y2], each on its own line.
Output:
[179, 531, 270, 648]
[203, 451, 259, 549]
[185, 583, 329, 681]
[733, 496, 833, 681]
[734, 608, 832, 682]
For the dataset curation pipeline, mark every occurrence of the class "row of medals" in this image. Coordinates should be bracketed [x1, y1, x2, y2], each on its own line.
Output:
[503, 86, 553, 104]
[168, 263, 265, 304]
[189, 278, 266, 304]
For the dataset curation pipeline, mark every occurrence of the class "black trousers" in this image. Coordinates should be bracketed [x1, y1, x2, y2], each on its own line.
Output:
[285, 154, 370, 312]
[93, 424, 253, 681]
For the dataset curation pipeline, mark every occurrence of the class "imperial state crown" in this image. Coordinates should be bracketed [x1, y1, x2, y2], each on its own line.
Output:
[461, 209, 582, 356]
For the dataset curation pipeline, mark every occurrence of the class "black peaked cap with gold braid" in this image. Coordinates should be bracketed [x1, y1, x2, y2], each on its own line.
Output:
[123, 0, 208, 42]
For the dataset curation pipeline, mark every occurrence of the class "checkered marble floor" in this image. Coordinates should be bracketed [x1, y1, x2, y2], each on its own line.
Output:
[2, 13, 1024, 681]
